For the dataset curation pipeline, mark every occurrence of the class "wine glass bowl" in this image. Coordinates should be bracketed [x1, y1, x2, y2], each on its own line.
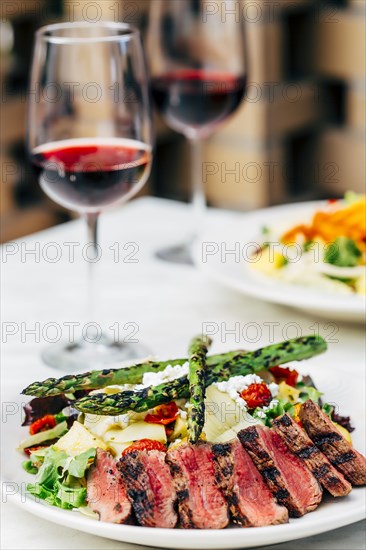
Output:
[27, 22, 153, 370]
[151, 71, 246, 141]
[28, 22, 152, 213]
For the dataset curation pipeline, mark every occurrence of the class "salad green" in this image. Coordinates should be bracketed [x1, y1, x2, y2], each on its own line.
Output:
[324, 237, 361, 268]
[25, 447, 96, 510]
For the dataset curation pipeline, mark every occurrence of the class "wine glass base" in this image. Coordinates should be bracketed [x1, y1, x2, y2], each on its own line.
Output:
[155, 241, 194, 265]
[41, 337, 150, 373]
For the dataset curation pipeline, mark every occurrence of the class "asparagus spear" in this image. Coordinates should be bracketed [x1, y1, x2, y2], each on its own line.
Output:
[187, 335, 212, 444]
[74, 335, 327, 415]
[21, 351, 239, 398]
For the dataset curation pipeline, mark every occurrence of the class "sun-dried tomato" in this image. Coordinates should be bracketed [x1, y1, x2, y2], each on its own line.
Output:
[24, 445, 47, 456]
[269, 366, 299, 387]
[240, 383, 272, 409]
[29, 414, 56, 435]
[145, 402, 179, 426]
[121, 439, 167, 456]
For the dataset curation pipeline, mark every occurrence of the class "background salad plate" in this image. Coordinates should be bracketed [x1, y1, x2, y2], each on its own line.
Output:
[193, 202, 365, 323]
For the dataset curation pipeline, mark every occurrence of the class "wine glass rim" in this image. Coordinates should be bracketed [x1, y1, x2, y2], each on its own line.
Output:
[36, 21, 140, 44]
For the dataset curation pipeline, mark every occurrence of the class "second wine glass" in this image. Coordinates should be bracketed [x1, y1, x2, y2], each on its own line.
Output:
[147, 0, 247, 263]
[27, 22, 153, 371]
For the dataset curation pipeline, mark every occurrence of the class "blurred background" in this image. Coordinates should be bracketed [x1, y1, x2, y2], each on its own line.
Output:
[1, 0, 365, 243]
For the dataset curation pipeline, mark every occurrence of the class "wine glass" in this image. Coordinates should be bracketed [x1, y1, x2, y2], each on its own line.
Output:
[27, 22, 153, 371]
[146, 0, 247, 263]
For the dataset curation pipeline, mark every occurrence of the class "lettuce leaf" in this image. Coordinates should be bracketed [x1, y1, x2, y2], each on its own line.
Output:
[322, 402, 334, 418]
[26, 446, 96, 510]
[297, 384, 323, 403]
[67, 448, 96, 478]
[22, 460, 38, 475]
[344, 191, 362, 205]
[55, 480, 87, 508]
[253, 399, 293, 427]
[324, 237, 361, 267]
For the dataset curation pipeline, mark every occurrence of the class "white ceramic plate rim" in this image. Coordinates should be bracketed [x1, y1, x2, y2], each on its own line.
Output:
[1, 372, 365, 549]
[193, 201, 366, 317]
[3, 488, 366, 549]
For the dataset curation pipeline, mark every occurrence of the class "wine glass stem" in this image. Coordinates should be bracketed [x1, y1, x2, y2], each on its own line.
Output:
[86, 212, 99, 324]
[189, 138, 206, 237]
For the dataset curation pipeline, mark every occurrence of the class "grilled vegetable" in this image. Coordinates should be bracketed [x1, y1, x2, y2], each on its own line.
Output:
[269, 365, 299, 387]
[187, 335, 212, 444]
[21, 352, 240, 397]
[240, 383, 272, 410]
[18, 421, 68, 451]
[204, 385, 257, 442]
[54, 421, 108, 456]
[145, 402, 179, 425]
[121, 439, 167, 456]
[105, 421, 167, 444]
[29, 414, 56, 435]
[73, 336, 327, 415]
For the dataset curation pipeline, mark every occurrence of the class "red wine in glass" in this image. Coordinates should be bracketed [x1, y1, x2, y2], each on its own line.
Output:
[31, 138, 152, 212]
[151, 70, 246, 137]
[28, 22, 153, 371]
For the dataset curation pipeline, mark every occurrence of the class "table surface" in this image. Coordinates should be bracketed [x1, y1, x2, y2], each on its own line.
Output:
[1, 197, 365, 550]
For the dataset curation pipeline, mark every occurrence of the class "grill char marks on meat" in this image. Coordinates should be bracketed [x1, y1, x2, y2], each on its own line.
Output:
[238, 425, 322, 517]
[86, 448, 132, 524]
[273, 414, 352, 497]
[117, 449, 178, 528]
[166, 442, 229, 529]
[212, 439, 288, 527]
[300, 400, 366, 486]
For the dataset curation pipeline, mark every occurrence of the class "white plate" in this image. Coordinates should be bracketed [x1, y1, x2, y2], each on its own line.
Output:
[1, 368, 365, 549]
[194, 202, 365, 323]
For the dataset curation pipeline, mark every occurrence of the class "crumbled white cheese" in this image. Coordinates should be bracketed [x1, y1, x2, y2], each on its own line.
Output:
[254, 399, 280, 421]
[135, 362, 189, 389]
[179, 409, 187, 419]
[213, 374, 279, 411]
[214, 374, 263, 398]
[262, 399, 280, 413]
[268, 382, 279, 397]
[213, 374, 263, 410]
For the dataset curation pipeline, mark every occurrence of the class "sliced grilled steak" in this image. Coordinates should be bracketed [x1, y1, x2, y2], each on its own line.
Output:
[300, 400, 366, 486]
[166, 442, 229, 529]
[238, 425, 322, 517]
[273, 414, 352, 497]
[212, 439, 288, 527]
[117, 449, 177, 528]
[87, 448, 132, 523]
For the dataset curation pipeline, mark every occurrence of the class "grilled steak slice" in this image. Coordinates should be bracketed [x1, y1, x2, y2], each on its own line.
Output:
[166, 442, 229, 529]
[212, 439, 288, 526]
[87, 448, 132, 523]
[118, 449, 177, 528]
[238, 425, 322, 517]
[300, 400, 366, 486]
[273, 414, 352, 497]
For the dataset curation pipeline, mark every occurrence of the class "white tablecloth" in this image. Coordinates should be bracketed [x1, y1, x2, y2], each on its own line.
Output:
[1, 197, 365, 549]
